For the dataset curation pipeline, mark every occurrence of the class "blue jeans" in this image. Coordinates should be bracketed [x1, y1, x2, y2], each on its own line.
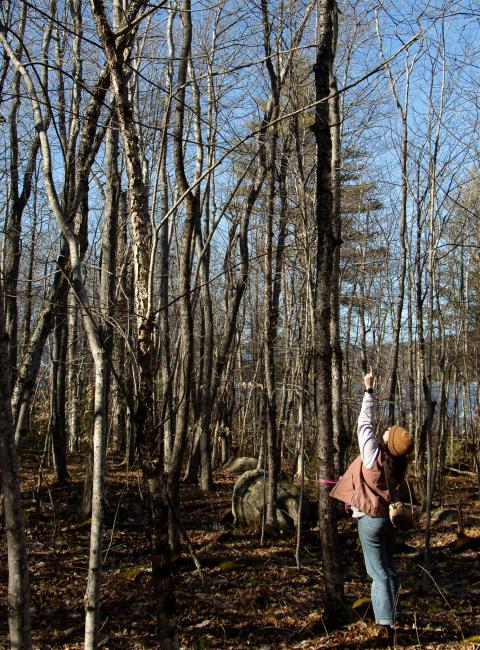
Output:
[358, 515, 399, 625]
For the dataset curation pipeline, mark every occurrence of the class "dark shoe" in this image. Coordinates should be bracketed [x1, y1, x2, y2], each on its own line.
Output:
[374, 623, 394, 640]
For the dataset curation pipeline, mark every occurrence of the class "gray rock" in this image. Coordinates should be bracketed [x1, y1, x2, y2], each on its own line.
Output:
[430, 507, 459, 527]
[223, 456, 258, 475]
[232, 469, 317, 530]
[418, 507, 459, 528]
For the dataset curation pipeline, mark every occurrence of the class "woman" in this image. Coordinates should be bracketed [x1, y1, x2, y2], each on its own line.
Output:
[330, 367, 413, 628]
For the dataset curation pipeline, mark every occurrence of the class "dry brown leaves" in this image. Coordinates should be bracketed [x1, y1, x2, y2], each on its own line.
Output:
[0, 458, 479, 649]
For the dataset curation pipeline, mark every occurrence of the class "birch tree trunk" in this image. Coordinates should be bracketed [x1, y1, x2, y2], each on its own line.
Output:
[0, 27, 110, 649]
[67, 289, 80, 453]
[187, 40, 214, 493]
[90, 3, 177, 645]
[10, 57, 111, 446]
[83, 350, 106, 648]
[423, 39, 446, 575]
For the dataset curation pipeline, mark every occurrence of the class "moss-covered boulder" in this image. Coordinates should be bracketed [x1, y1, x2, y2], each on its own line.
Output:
[232, 469, 317, 530]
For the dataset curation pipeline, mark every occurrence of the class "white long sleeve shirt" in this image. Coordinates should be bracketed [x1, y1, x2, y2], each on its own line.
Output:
[351, 392, 380, 518]
[358, 392, 380, 470]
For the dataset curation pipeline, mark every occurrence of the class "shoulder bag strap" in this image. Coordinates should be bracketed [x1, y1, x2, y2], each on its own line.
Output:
[382, 450, 398, 503]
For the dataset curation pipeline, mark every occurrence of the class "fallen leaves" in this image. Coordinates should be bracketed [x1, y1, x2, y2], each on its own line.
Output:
[1, 461, 479, 648]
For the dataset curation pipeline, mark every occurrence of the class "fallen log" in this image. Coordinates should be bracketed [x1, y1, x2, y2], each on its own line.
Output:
[445, 466, 476, 478]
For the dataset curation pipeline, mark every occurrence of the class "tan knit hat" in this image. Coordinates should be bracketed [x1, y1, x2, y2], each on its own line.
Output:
[387, 425, 413, 456]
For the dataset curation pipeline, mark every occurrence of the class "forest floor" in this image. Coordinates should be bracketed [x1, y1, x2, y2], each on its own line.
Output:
[1, 453, 479, 650]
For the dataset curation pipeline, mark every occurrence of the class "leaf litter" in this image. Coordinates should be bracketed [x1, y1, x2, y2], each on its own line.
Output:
[0, 455, 479, 649]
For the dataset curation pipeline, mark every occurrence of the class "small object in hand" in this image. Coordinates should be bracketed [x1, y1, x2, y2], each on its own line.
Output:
[389, 502, 414, 531]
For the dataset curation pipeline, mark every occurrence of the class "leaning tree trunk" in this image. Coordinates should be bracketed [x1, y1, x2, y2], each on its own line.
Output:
[9, 55, 112, 448]
[0, 283, 32, 650]
[0, 27, 113, 650]
[312, 0, 350, 627]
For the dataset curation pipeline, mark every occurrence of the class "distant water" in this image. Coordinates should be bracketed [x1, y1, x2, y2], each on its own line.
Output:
[358, 382, 479, 420]
[431, 382, 478, 418]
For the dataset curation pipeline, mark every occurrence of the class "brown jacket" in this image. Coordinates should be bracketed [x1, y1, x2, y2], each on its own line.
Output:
[330, 452, 390, 517]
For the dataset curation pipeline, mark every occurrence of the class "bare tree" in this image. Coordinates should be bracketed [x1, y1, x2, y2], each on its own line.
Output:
[376, 9, 422, 425]
[312, 0, 350, 626]
[90, 2, 177, 646]
[0, 279, 32, 650]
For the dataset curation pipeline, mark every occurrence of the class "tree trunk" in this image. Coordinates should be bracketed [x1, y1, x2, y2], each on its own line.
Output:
[0, 284, 32, 650]
[157, 7, 175, 470]
[83, 350, 107, 648]
[168, 0, 199, 551]
[6, 32, 112, 448]
[111, 191, 129, 455]
[0, 27, 114, 648]
[67, 289, 80, 453]
[90, 3, 178, 645]
[100, 98, 120, 449]
[262, 131, 280, 527]
[3, 5, 43, 391]
[312, 0, 350, 627]
[328, 62, 347, 477]
[49, 305, 69, 484]
[376, 18, 414, 426]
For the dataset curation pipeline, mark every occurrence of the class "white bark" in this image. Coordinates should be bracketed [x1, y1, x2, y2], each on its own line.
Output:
[0, 31, 108, 650]
[84, 352, 107, 648]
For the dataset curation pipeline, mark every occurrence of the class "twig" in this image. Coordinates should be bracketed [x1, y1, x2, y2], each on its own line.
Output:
[34, 433, 50, 536]
[103, 487, 127, 564]
[166, 492, 205, 587]
[415, 564, 465, 640]
[414, 611, 421, 647]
